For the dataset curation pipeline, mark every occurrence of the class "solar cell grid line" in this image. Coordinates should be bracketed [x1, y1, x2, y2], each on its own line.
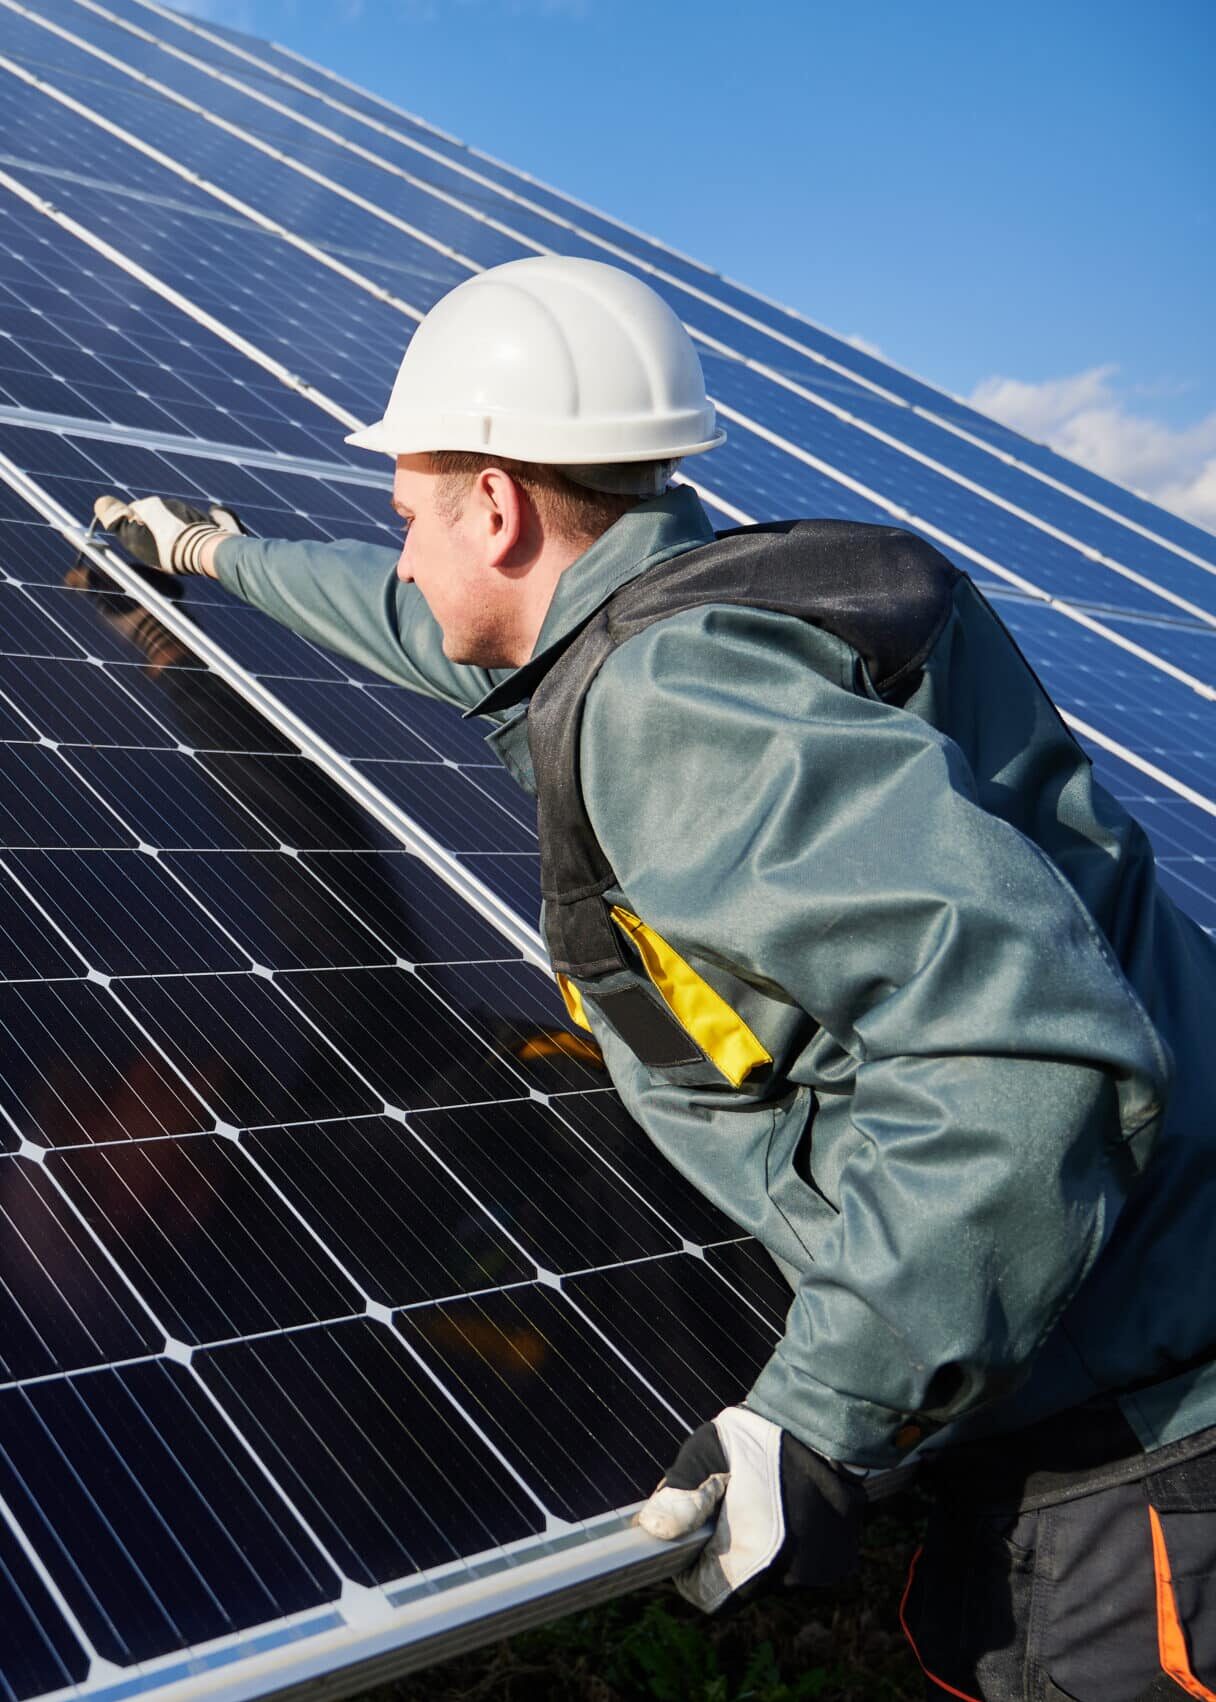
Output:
[985, 595, 1216, 796]
[0, 494, 779, 1697]
[1078, 753, 1216, 938]
[30, 0, 1216, 595]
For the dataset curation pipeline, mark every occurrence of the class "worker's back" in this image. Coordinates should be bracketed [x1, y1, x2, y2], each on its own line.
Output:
[909, 569, 1216, 1441]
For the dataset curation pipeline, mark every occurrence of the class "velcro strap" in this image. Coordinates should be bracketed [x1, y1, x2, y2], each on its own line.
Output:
[593, 986, 702, 1069]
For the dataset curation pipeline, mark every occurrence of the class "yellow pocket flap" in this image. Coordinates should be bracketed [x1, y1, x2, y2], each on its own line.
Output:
[609, 906, 772, 1088]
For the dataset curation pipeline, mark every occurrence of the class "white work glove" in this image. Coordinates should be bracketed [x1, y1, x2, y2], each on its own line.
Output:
[93, 494, 245, 575]
[637, 1405, 864, 1613]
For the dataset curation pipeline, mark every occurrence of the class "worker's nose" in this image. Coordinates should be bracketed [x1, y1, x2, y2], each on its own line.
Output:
[395, 550, 413, 584]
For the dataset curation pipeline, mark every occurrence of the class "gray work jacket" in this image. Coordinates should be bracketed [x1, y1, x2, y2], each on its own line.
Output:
[216, 487, 1216, 1468]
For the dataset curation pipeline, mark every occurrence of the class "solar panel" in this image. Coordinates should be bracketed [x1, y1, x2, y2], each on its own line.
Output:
[0, 465, 767, 1695]
[0, 0, 1212, 1696]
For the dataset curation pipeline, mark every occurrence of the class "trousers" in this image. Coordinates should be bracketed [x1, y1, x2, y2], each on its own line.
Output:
[899, 1415, 1216, 1701]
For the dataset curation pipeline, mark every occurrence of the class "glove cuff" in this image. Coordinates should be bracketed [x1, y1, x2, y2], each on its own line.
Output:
[170, 522, 225, 575]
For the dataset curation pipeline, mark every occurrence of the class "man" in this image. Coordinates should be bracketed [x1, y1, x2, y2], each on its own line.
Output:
[96, 256, 1216, 1701]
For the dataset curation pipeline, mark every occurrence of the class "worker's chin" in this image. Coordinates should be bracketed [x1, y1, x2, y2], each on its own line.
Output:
[441, 632, 514, 668]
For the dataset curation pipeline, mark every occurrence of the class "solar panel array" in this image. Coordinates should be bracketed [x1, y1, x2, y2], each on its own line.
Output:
[0, 2, 1212, 1698]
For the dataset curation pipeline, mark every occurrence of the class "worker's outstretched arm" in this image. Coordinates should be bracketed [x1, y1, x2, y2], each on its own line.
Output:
[92, 495, 500, 710]
[583, 606, 1170, 1469]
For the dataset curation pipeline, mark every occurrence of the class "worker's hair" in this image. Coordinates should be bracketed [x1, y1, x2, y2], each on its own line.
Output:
[429, 451, 658, 542]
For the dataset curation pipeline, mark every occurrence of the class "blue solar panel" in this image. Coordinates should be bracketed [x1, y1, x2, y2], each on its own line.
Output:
[0, 0, 1212, 1694]
[0, 468, 762, 1693]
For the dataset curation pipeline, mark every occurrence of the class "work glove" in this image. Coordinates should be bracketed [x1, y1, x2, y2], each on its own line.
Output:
[637, 1405, 865, 1613]
[93, 493, 245, 575]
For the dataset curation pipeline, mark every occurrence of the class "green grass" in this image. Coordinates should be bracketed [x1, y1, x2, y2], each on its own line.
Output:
[364, 1492, 928, 1702]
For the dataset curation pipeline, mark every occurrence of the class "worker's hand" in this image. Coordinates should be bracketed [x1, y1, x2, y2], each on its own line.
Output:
[93, 493, 245, 576]
[637, 1405, 864, 1613]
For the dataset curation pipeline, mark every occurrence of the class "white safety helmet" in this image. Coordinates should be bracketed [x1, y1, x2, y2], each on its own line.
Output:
[346, 257, 725, 490]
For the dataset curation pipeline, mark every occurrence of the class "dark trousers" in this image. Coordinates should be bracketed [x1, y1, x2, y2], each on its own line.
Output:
[900, 1421, 1216, 1701]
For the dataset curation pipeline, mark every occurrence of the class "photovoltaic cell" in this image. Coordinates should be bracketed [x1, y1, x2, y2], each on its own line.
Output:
[195, 1321, 544, 1585]
[0, 1, 1212, 1694]
[0, 1158, 162, 1378]
[241, 1117, 537, 1306]
[0, 1359, 341, 1664]
[0, 1508, 91, 1696]
[49, 1134, 367, 1340]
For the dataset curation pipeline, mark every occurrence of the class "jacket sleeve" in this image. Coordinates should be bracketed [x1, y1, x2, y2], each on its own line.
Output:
[581, 608, 1171, 1465]
[213, 534, 502, 710]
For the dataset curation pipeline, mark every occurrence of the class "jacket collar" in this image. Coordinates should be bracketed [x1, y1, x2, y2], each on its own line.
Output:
[467, 484, 714, 718]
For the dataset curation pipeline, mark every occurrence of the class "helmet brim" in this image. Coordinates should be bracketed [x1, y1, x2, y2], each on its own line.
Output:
[344, 419, 727, 462]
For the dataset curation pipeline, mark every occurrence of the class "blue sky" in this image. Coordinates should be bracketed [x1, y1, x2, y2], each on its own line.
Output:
[180, 0, 1215, 528]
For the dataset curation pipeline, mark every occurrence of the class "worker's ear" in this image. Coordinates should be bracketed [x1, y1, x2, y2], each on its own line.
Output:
[472, 466, 524, 566]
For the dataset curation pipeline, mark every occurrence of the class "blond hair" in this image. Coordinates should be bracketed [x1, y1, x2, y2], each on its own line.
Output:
[429, 451, 656, 542]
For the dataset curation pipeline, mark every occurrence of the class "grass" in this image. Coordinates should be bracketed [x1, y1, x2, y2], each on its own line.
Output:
[360, 1490, 928, 1702]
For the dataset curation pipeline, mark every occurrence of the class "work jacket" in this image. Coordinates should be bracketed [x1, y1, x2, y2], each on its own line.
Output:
[215, 486, 1216, 1469]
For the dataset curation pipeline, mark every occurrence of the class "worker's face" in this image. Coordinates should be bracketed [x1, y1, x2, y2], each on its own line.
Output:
[392, 454, 526, 666]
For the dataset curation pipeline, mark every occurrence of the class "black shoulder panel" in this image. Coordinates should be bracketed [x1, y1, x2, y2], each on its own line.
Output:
[607, 520, 960, 694]
[527, 519, 962, 980]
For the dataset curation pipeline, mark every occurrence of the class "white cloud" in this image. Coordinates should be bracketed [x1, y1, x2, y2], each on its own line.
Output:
[969, 365, 1216, 535]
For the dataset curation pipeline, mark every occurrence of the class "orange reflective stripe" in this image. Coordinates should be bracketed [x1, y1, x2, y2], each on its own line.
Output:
[898, 1546, 985, 1702]
[1150, 1505, 1216, 1700]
